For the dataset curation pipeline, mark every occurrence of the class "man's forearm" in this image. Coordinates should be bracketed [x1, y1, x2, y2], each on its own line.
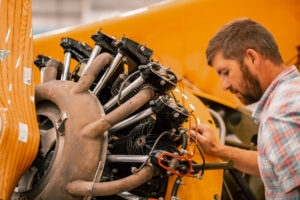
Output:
[213, 145, 260, 176]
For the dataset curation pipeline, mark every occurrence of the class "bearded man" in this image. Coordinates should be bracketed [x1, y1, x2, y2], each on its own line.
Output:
[192, 18, 300, 199]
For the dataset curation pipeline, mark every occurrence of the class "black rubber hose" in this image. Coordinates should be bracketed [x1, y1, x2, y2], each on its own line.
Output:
[181, 132, 187, 150]
[171, 176, 182, 198]
[190, 136, 205, 176]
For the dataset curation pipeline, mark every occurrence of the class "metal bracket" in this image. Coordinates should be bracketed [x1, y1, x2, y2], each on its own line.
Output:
[56, 112, 68, 136]
[83, 161, 102, 200]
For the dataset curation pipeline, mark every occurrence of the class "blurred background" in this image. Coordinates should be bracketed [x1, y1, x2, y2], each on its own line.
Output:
[32, 0, 166, 35]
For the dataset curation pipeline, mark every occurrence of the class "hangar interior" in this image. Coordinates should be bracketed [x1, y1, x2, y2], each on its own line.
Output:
[0, 0, 299, 200]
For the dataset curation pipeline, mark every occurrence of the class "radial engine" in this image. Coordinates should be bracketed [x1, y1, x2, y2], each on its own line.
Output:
[13, 30, 230, 200]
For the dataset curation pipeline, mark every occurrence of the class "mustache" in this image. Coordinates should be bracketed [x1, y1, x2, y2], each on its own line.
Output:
[229, 88, 239, 94]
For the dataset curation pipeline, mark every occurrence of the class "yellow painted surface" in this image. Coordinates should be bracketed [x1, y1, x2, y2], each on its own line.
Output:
[30, 0, 299, 199]
[33, 0, 300, 109]
[0, 0, 40, 199]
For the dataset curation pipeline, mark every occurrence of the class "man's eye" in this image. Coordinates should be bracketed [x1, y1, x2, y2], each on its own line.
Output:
[223, 71, 229, 76]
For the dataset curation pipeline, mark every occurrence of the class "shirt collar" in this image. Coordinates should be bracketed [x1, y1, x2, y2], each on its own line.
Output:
[252, 65, 299, 124]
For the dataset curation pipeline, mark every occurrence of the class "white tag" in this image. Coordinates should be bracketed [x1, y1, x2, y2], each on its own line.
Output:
[19, 122, 28, 143]
[0, 50, 10, 61]
[23, 67, 32, 85]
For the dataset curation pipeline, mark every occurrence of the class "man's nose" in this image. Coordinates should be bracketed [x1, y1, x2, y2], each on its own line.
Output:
[222, 79, 231, 91]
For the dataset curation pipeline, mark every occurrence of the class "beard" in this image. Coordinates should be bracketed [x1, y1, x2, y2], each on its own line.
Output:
[231, 63, 263, 105]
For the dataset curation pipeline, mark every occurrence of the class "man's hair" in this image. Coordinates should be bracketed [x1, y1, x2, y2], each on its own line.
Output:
[206, 18, 283, 66]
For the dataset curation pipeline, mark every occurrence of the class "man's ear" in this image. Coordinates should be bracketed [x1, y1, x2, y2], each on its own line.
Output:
[245, 49, 260, 68]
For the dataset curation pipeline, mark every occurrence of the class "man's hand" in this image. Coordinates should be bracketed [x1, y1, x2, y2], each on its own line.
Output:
[191, 123, 260, 176]
[191, 123, 222, 155]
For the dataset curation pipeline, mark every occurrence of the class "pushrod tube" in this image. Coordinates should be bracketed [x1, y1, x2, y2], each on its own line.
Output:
[107, 155, 149, 163]
[81, 45, 102, 75]
[93, 52, 123, 95]
[62, 52, 71, 80]
[109, 108, 153, 133]
[40, 67, 45, 83]
[104, 76, 145, 111]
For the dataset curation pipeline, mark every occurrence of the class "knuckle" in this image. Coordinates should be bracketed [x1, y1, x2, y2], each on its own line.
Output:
[203, 124, 210, 130]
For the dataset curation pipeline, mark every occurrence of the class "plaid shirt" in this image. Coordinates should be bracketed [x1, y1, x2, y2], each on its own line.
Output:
[252, 66, 300, 199]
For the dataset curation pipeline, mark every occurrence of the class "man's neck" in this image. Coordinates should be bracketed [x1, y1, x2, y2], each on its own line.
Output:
[260, 61, 286, 93]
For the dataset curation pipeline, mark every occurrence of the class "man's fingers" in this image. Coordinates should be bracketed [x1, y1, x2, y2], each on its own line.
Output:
[190, 130, 206, 143]
[191, 123, 211, 133]
[190, 129, 197, 137]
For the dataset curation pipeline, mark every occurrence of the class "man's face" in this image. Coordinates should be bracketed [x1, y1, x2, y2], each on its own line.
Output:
[212, 51, 263, 105]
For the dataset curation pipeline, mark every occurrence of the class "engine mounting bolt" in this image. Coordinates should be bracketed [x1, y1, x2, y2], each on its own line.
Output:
[176, 179, 185, 185]
[170, 75, 175, 80]
[180, 149, 189, 154]
[181, 165, 187, 170]
[214, 194, 220, 200]
[173, 112, 179, 118]
[149, 100, 155, 106]
[131, 167, 137, 173]
[196, 174, 202, 180]
[112, 168, 118, 174]
[151, 192, 158, 196]
[160, 80, 166, 86]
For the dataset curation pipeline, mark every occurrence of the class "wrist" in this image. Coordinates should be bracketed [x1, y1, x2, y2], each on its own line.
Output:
[210, 143, 224, 156]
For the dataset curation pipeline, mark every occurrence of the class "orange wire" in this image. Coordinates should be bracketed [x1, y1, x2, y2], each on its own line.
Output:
[186, 111, 198, 159]
[190, 112, 198, 157]
[178, 79, 185, 107]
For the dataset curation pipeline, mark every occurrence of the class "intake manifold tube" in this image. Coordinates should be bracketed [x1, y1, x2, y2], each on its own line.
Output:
[66, 164, 159, 196]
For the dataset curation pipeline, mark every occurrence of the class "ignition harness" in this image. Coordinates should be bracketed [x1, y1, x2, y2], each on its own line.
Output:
[69, 58, 89, 80]
[186, 111, 198, 159]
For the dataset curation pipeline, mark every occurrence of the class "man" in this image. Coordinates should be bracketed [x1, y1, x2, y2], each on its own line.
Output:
[192, 18, 300, 199]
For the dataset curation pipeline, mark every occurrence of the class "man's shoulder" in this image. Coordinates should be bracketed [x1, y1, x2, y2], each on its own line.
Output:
[267, 76, 300, 114]
[274, 75, 300, 96]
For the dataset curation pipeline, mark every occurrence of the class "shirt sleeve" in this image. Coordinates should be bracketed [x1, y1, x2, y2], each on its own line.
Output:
[263, 105, 300, 193]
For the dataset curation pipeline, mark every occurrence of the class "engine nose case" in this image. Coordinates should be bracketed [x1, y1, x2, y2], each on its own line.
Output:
[21, 80, 107, 200]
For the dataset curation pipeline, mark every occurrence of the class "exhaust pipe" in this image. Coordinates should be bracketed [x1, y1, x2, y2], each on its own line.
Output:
[66, 164, 159, 197]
